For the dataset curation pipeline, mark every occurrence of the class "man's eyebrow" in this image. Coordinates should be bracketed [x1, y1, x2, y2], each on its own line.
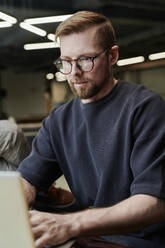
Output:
[60, 52, 97, 59]
[60, 56, 71, 60]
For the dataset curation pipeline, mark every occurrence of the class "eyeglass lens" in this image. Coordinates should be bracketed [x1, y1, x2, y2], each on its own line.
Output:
[56, 58, 93, 74]
[55, 47, 109, 74]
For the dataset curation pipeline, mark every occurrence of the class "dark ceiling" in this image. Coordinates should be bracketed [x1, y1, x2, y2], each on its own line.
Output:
[0, 0, 165, 73]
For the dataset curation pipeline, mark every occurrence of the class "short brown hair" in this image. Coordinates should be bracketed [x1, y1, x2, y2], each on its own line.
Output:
[55, 11, 116, 49]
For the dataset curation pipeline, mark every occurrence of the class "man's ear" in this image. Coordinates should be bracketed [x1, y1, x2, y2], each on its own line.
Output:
[109, 45, 119, 65]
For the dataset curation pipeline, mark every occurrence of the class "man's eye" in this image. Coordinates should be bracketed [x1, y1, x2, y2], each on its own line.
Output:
[79, 57, 91, 61]
[62, 60, 71, 64]
[63, 59, 71, 62]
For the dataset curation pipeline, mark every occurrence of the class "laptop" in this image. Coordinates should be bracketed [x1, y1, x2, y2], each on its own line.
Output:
[0, 171, 74, 248]
[0, 171, 35, 248]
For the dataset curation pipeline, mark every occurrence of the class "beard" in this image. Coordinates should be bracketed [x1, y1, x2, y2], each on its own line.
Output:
[69, 79, 101, 99]
[68, 66, 111, 100]
[68, 54, 112, 100]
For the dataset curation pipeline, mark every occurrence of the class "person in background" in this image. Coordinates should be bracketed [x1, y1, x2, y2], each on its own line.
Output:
[0, 115, 73, 208]
[17, 11, 165, 248]
[0, 119, 30, 171]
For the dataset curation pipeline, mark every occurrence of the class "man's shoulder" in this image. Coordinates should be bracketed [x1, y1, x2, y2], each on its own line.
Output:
[119, 80, 154, 95]
[119, 80, 162, 103]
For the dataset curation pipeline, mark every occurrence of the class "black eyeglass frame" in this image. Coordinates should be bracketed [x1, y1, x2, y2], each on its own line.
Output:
[54, 47, 110, 75]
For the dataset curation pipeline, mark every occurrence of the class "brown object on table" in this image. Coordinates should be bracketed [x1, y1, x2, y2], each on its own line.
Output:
[44, 184, 74, 206]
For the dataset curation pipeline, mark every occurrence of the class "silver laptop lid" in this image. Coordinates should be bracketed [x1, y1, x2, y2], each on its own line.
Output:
[0, 171, 35, 248]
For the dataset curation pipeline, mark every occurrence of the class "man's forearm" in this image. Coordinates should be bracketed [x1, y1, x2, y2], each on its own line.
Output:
[29, 194, 165, 247]
[67, 194, 165, 238]
[21, 178, 36, 206]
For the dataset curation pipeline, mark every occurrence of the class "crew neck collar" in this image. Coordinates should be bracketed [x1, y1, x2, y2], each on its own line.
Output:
[78, 80, 121, 109]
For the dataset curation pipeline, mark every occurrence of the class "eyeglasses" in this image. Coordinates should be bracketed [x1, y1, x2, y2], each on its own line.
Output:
[54, 47, 109, 75]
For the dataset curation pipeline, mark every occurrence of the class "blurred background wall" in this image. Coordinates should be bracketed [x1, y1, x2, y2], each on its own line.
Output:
[0, 0, 164, 122]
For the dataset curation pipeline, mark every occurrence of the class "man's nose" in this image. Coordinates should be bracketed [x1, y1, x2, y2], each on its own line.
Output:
[70, 61, 81, 75]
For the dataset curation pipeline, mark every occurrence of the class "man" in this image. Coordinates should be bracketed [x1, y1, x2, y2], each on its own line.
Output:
[18, 11, 165, 248]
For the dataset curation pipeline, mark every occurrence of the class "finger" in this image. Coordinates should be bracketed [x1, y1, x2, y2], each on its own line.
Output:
[35, 233, 50, 248]
[31, 224, 44, 238]
[29, 209, 39, 216]
[29, 211, 43, 226]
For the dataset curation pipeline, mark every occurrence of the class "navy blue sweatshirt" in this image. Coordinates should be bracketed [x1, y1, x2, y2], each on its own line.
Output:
[18, 80, 165, 248]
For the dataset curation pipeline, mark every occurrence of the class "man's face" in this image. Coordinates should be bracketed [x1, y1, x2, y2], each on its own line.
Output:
[59, 26, 115, 103]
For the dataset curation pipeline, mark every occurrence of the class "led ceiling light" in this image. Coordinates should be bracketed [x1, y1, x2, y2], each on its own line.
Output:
[0, 21, 13, 28]
[19, 22, 47, 36]
[22, 14, 70, 50]
[47, 33, 55, 41]
[24, 42, 59, 50]
[24, 14, 72, 24]
[55, 72, 67, 82]
[148, 51, 165, 61]
[117, 56, 145, 66]
[46, 73, 54, 80]
[0, 11, 17, 24]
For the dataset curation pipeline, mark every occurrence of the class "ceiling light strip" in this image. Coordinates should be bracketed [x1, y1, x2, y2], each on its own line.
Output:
[117, 56, 144, 66]
[24, 14, 72, 24]
[24, 42, 59, 50]
[0, 11, 17, 24]
[19, 22, 47, 36]
[148, 52, 165, 61]
[47, 33, 55, 41]
[0, 21, 13, 28]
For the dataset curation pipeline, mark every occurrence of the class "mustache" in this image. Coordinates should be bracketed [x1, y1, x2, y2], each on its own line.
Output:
[70, 77, 90, 83]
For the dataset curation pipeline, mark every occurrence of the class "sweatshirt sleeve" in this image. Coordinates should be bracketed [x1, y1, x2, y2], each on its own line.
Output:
[130, 94, 165, 199]
[17, 116, 62, 191]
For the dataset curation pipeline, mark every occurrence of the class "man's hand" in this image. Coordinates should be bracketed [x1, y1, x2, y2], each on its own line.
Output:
[29, 210, 74, 248]
[29, 194, 165, 248]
